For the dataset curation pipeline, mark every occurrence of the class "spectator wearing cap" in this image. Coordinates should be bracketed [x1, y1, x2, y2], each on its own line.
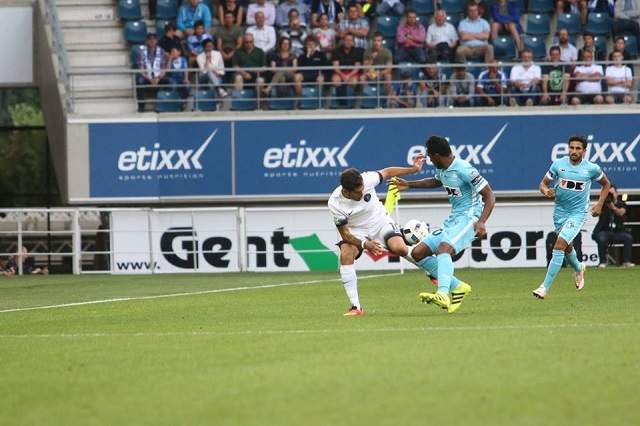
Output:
[552, 28, 578, 62]
[217, 11, 244, 69]
[310, 0, 343, 28]
[159, 22, 184, 55]
[177, 0, 213, 38]
[247, 0, 277, 26]
[390, 70, 417, 108]
[395, 9, 427, 63]
[509, 48, 542, 106]
[232, 32, 267, 92]
[246, 11, 277, 54]
[136, 33, 170, 112]
[187, 20, 214, 65]
[491, 0, 522, 52]
[276, 0, 310, 28]
[446, 63, 475, 106]
[455, 3, 494, 63]
[197, 38, 227, 97]
[338, 4, 370, 49]
[426, 9, 458, 62]
[570, 49, 604, 105]
[476, 60, 507, 106]
[605, 50, 634, 104]
[578, 32, 606, 61]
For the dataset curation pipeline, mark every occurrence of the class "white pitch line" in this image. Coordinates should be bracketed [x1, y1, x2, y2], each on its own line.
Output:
[0, 322, 638, 339]
[0, 272, 402, 314]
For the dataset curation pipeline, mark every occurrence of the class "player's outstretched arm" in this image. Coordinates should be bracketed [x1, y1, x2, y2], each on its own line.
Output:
[392, 176, 443, 190]
[591, 174, 611, 217]
[539, 175, 555, 198]
[337, 225, 384, 255]
[475, 184, 496, 239]
[379, 155, 425, 180]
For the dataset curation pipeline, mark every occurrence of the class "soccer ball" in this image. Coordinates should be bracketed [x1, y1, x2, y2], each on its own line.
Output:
[402, 219, 429, 245]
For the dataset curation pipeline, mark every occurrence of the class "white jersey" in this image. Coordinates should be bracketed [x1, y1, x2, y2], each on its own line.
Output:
[328, 171, 390, 233]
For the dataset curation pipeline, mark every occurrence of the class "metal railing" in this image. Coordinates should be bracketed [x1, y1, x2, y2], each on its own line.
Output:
[43, 0, 73, 112]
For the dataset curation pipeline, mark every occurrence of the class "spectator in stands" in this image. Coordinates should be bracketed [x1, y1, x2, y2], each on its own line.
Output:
[276, 0, 310, 28]
[360, 0, 378, 20]
[541, 46, 570, 105]
[311, 0, 343, 28]
[446, 63, 475, 107]
[418, 62, 445, 107]
[570, 49, 604, 104]
[233, 33, 267, 92]
[217, 11, 244, 69]
[361, 32, 393, 96]
[491, 0, 523, 52]
[377, 0, 405, 16]
[177, 0, 213, 37]
[509, 48, 541, 106]
[279, 11, 310, 56]
[456, 3, 494, 63]
[264, 37, 302, 97]
[592, 185, 635, 267]
[136, 33, 169, 112]
[578, 32, 606, 61]
[167, 46, 190, 101]
[395, 10, 427, 63]
[556, 0, 589, 26]
[338, 4, 370, 49]
[1, 247, 48, 277]
[160, 22, 184, 55]
[187, 21, 214, 65]
[610, 36, 635, 60]
[198, 38, 227, 97]
[296, 36, 329, 88]
[614, 0, 640, 53]
[605, 50, 634, 104]
[476, 60, 507, 106]
[426, 9, 458, 63]
[331, 33, 364, 92]
[218, 0, 245, 27]
[553, 28, 578, 62]
[247, 11, 277, 55]
[313, 14, 337, 55]
[468, 0, 489, 19]
[389, 70, 417, 108]
[247, 0, 277, 26]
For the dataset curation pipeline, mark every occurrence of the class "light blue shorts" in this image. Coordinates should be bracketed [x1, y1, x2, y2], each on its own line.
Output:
[420, 215, 478, 254]
[554, 213, 587, 244]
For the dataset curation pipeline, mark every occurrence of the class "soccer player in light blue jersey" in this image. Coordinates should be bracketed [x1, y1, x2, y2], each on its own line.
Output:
[533, 135, 610, 299]
[394, 135, 496, 313]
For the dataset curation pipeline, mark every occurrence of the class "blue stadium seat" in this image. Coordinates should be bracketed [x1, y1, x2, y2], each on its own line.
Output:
[509, 0, 526, 12]
[330, 86, 355, 109]
[155, 0, 179, 19]
[155, 20, 173, 39]
[523, 35, 547, 59]
[412, 0, 435, 16]
[376, 16, 400, 38]
[268, 88, 295, 110]
[194, 89, 218, 111]
[155, 90, 182, 112]
[361, 85, 382, 109]
[231, 89, 258, 111]
[526, 14, 550, 36]
[441, 0, 465, 14]
[129, 44, 144, 66]
[493, 36, 517, 60]
[556, 13, 581, 35]
[445, 13, 461, 29]
[298, 87, 321, 109]
[438, 62, 453, 79]
[623, 35, 638, 58]
[527, 0, 554, 13]
[118, 0, 142, 21]
[593, 35, 608, 54]
[586, 13, 612, 35]
[124, 20, 148, 44]
[465, 61, 482, 78]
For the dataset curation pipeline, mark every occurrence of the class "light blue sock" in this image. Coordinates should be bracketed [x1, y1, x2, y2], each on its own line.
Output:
[565, 248, 582, 273]
[436, 253, 454, 294]
[415, 256, 461, 291]
[543, 249, 565, 290]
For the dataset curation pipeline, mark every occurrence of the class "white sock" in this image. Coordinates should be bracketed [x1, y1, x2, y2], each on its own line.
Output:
[340, 264, 360, 308]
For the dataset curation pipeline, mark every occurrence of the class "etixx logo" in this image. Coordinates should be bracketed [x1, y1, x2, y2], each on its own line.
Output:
[551, 133, 639, 163]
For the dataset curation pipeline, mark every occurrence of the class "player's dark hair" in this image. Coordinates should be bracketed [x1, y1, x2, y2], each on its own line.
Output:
[426, 135, 451, 156]
[340, 168, 363, 191]
[568, 135, 587, 149]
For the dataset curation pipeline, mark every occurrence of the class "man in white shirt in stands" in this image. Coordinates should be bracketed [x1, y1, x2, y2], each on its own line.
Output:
[509, 48, 542, 106]
[570, 49, 604, 104]
[246, 0, 276, 26]
[197, 39, 227, 97]
[605, 50, 634, 104]
[246, 11, 277, 54]
[426, 9, 459, 62]
[553, 28, 578, 62]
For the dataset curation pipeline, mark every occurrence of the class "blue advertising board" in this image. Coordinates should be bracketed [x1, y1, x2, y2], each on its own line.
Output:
[90, 122, 232, 197]
[235, 114, 640, 195]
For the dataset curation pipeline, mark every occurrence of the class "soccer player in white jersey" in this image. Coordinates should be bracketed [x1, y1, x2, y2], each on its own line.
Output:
[532, 135, 610, 299]
[394, 135, 495, 313]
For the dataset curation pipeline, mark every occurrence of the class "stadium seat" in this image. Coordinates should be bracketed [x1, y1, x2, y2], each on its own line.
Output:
[438, 62, 453, 79]
[441, 0, 465, 14]
[493, 36, 517, 60]
[330, 86, 355, 109]
[397, 62, 421, 80]
[412, 0, 435, 16]
[155, 19, 173, 39]
[465, 61, 482, 78]
[124, 20, 148, 44]
[298, 87, 321, 109]
[194, 89, 217, 111]
[376, 16, 399, 38]
[523, 35, 547, 59]
[382, 37, 395, 56]
[268, 88, 295, 110]
[527, 0, 554, 13]
[556, 13, 581, 35]
[361, 85, 382, 109]
[445, 13, 461, 29]
[129, 44, 144, 66]
[586, 13, 612, 35]
[623, 35, 638, 58]
[230, 89, 258, 111]
[155, 90, 182, 112]
[593, 35, 608, 54]
[118, 0, 142, 21]
[155, 0, 179, 20]
[526, 14, 550, 36]
[509, 0, 526, 12]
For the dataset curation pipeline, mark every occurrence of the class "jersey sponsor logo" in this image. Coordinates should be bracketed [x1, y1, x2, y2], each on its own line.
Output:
[334, 216, 348, 226]
[263, 127, 364, 169]
[444, 186, 462, 197]
[559, 179, 586, 191]
[551, 133, 639, 163]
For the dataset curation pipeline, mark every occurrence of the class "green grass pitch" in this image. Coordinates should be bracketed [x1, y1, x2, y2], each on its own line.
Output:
[1, 267, 639, 426]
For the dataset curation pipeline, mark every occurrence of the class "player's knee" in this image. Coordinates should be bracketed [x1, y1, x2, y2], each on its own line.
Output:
[339, 244, 358, 264]
[435, 242, 455, 256]
[409, 242, 429, 261]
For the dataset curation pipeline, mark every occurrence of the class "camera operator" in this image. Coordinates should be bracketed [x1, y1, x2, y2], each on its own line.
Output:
[592, 185, 635, 268]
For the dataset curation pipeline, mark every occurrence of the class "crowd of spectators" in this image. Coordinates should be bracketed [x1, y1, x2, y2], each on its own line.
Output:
[133, 0, 640, 111]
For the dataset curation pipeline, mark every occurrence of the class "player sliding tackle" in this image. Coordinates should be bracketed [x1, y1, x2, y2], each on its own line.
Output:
[393, 136, 496, 313]
[532, 135, 610, 299]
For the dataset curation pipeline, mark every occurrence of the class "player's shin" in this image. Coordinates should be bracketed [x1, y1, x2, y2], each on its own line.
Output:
[340, 264, 360, 309]
[436, 253, 454, 294]
[565, 248, 582, 273]
[406, 249, 461, 290]
[543, 249, 565, 290]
